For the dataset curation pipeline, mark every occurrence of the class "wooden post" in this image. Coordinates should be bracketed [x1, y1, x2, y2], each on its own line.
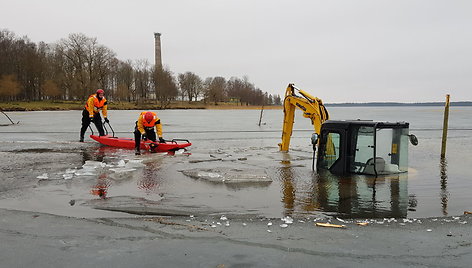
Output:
[258, 105, 264, 126]
[440, 94, 450, 158]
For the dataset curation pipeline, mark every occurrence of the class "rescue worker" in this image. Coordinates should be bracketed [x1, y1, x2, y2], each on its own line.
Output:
[134, 111, 165, 155]
[79, 89, 109, 142]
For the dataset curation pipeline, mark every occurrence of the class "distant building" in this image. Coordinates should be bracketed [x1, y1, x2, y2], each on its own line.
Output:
[229, 97, 241, 105]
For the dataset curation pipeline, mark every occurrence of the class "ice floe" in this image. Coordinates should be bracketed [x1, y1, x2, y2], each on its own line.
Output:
[281, 216, 293, 224]
[181, 167, 272, 183]
[36, 173, 48, 179]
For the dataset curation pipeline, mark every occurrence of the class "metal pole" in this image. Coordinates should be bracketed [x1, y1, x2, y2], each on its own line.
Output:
[440, 94, 450, 158]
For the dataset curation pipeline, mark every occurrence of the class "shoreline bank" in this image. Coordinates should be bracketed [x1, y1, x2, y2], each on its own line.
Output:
[0, 101, 282, 111]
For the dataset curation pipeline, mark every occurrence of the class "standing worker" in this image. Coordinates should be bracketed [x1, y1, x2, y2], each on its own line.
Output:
[80, 89, 109, 142]
[134, 111, 165, 155]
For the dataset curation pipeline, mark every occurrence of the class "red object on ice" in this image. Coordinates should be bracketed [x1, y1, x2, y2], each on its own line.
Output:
[90, 135, 191, 152]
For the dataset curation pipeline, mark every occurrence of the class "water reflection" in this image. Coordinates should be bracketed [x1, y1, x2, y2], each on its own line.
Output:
[83, 146, 164, 198]
[91, 173, 110, 199]
[440, 158, 449, 216]
[137, 161, 161, 194]
[82, 146, 108, 163]
[279, 158, 412, 218]
[280, 165, 295, 215]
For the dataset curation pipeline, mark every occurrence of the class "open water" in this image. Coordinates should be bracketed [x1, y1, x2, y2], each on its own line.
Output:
[0, 106, 471, 219]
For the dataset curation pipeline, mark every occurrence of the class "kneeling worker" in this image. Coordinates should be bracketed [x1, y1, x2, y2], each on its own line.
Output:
[134, 111, 165, 155]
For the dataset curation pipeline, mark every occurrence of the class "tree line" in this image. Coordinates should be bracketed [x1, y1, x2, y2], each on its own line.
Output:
[0, 29, 281, 107]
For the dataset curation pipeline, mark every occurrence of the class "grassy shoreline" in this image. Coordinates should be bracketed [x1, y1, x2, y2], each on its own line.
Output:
[0, 101, 282, 111]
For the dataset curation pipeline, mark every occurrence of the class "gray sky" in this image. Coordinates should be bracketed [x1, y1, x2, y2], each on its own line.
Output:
[2, 0, 471, 102]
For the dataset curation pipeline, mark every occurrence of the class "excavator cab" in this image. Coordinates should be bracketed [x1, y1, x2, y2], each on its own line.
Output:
[317, 120, 412, 176]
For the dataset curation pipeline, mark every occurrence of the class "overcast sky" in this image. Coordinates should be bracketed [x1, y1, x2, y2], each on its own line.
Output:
[2, 0, 471, 102]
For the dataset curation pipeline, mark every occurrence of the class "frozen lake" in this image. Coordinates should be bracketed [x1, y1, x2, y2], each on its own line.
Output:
[0, 106, 471, 219]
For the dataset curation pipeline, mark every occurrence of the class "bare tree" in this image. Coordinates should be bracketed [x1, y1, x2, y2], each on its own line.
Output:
[153, 66, 178, 108]
[0, 30, 18, 78]
[133, 59, 152, 103]
[56, 33, 116, 99]
[41, 79, 60, 100]
[273, 94, 282, 105]
[226, 77, 245, 104]
[114, 60, 134, 102]
[178, 71, 203, 102]
[0, 74, 21, 101]
[204, 76, 226, 105]
[17, 39, 41, 100]
[0, 30, 43, 101]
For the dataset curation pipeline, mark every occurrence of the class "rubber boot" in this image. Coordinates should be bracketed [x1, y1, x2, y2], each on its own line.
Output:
[79, 128, 86, 142]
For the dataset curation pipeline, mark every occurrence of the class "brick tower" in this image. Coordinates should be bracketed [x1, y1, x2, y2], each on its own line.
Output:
[154, 32, 162, 69]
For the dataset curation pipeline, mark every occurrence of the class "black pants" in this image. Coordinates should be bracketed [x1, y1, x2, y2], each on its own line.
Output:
[80, 109, 105, 138]
[134, 124, 156, 150]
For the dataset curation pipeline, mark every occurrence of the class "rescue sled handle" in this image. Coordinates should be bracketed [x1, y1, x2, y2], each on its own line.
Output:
[169, 138, 190, 144]
[103, 121, 115, 137]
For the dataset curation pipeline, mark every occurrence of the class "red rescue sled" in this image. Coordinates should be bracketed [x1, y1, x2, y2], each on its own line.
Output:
[90, 135, 191, 152]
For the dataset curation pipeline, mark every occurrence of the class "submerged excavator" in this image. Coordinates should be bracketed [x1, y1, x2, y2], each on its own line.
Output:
[279, 83, 418, 176]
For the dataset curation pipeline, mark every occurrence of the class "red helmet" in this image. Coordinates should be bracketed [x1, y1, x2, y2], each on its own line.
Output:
[144, 112, 154, 123]
[96, 89, 105, 95]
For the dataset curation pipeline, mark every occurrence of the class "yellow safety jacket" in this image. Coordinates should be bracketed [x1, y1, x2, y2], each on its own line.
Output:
[137, 111, 162, 137]
[84, 94, 108, 118]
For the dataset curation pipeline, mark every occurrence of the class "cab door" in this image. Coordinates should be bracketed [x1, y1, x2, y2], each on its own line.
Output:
[317, 129, 347, 174]
[351, 126, 375, 174]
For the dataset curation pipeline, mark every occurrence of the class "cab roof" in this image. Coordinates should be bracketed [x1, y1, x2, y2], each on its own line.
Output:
[323, 120, 409, 129]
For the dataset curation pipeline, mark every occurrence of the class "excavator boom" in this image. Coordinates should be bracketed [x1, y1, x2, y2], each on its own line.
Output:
[279, 84, 329, 151]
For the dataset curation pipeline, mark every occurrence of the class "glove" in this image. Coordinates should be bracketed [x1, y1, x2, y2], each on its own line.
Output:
[104, 118, 109, 123]
[159, 137, 165, 143]
[149, 143, 157, 152]
[142, 134, 147, 141]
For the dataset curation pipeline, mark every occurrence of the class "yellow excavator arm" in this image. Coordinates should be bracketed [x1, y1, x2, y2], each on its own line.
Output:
[279, 84, 329, 151]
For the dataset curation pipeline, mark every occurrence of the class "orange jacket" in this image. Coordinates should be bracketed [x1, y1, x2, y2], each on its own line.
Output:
[84, 94, 108, 118]
[137, 111, 162, 137]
